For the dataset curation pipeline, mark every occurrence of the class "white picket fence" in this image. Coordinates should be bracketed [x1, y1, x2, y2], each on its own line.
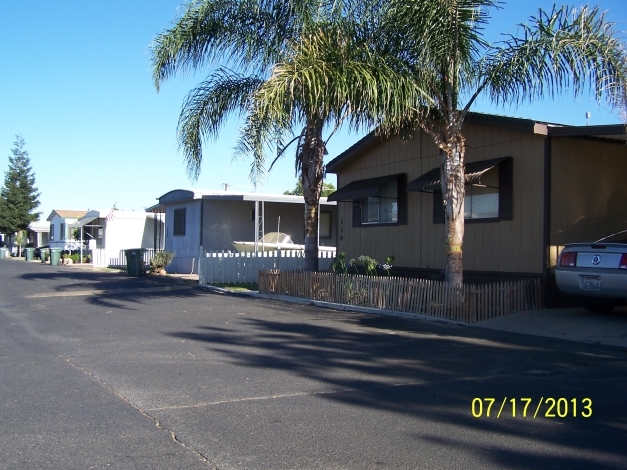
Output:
[199, 248, 336, 285]
[92, 248, 156, 268]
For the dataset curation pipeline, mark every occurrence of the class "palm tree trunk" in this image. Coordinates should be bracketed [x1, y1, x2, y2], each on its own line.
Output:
[300, 120, 325, 272]
[440, 138, 465, 286]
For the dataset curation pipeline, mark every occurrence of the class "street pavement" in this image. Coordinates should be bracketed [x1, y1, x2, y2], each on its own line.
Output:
[1, 258, 627, 469]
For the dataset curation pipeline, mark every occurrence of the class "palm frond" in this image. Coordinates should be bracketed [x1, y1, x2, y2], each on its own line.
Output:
[381, 0, 498, 107]
[234, 92, 293, 187]
[480, 6, 627, 110]
[151, 0, 363, 91]
[151, 0, 293, 89]
[177, 69, 264, 180]
[257, 22, 433, 133]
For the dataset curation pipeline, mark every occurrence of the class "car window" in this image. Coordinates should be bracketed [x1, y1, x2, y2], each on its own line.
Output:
[596, 230, 627, 243]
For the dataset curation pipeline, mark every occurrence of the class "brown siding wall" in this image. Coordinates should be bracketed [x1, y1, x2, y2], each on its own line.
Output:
[549, 137, 627, 266]
[336, 124, 546, 274]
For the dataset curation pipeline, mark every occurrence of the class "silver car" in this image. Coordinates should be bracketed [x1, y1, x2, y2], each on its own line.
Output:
[555, 230, 627, 313]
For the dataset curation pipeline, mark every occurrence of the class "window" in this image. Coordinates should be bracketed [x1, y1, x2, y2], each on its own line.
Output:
[430, 157, 512, 223]
[173, 208, 186, 236]
[326, 174, 407, 227]
[50, 224, 55, 241]
[464, 165, 499, 219]
[361, 178, 398, 224]
[60, 223, 66, 240]
[319, 211, 332, 239]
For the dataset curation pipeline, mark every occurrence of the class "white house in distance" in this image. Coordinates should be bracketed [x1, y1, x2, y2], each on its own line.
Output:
[47, 210, 89, 250]
[27, 221, 50, 247]
[71, 209, 165, 266]
[147, 189, 338, 274]
[0, 221, 49, 252]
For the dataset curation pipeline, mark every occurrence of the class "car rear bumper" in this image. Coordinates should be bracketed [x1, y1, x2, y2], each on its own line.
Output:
[555, 268, 627, 299]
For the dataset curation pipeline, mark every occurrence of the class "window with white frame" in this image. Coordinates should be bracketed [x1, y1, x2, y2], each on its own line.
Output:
[361, 178, 398, 224]
[464, 165, 499, 219]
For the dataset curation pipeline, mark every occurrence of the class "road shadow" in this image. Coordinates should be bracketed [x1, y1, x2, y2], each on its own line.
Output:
[167, 299, 627, 469]
[17, 266, 206, 309]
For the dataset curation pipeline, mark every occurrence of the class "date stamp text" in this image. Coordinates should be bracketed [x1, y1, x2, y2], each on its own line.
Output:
[471, 397, 592, 418]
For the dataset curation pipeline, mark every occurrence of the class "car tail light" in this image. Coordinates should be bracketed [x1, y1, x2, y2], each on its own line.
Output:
[620, 253, 627, 269]
[559, 251, 577, 267]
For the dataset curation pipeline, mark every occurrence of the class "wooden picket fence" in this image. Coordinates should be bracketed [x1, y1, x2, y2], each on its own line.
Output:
[258, 270, 544, 323]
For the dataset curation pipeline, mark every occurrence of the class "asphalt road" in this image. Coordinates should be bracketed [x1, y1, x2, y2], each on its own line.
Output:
[1, 259, 627, 469]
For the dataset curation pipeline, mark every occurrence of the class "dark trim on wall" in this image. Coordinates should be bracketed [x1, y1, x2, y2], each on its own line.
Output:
[397, 173, 408, 225]
[542, 136, 551, 279]
[433, 191, 445, 224]
[499, 157, 513, 220]
[352, 200, 361, 227]
[199, 198, 204, 254]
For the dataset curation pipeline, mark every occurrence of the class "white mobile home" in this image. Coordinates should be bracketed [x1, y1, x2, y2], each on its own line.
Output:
[72, 209, 165, 266]
[148, 189, 338, 274]
[47, 210, 88, 250]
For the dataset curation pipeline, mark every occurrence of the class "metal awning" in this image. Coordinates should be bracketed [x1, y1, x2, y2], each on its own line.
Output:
[326, 174, 402, 201]
[69, 210, 102, 228]
[406, 157, 509, 192]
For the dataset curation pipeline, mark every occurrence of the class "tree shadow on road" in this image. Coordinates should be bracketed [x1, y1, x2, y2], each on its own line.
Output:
[17, 267, 206, 310]
[166, 298, 627, 470]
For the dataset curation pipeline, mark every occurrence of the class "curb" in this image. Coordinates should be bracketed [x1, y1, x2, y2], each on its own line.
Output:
[199, 284, 465, 326]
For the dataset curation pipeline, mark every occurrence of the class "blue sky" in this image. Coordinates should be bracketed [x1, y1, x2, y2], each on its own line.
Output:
[1, 1, 625, 221]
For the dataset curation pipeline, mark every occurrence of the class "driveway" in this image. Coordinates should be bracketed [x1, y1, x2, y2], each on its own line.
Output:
[473, 306, 627, 348]
[1, 259, 627, 469]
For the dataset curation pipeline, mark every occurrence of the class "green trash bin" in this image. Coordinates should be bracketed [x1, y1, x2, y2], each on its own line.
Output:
[0, 247, 7, 259]
[24, 247, 35, 261]
[41, 248, 50, 263]
[124, 248, 146, 277]
[49, 248, 62, 266]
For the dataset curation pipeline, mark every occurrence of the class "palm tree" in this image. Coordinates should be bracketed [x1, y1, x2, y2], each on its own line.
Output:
[389, 1, 626, 284]
[278, 1, 626, 284]
[237, 20, 420, 270]
[151, 0, 418, 271]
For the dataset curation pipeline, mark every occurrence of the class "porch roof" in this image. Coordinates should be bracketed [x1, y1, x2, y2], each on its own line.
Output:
[146, 189, 336, 212]
[201, 193, 335, 205]
[71, 210, 103, 228]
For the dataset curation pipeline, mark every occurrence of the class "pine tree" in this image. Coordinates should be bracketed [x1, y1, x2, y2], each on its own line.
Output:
[0, 135, 41, 246]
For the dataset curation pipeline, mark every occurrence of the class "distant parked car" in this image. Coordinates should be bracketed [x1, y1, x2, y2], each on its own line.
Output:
[34, 244, 49, 259]
[555, 231, 627, 313]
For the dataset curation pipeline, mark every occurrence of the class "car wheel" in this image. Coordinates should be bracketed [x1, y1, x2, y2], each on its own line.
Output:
[582, 298, 616, 314]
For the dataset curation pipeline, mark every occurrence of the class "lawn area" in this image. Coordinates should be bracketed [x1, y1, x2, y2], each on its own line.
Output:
[212, 282, 258, 292]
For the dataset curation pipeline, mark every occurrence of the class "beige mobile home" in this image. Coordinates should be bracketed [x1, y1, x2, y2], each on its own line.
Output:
[326, 112, 626, 301]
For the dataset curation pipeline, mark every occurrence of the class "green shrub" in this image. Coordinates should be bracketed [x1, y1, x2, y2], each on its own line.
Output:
[331, 253, 395, 276]
[330, 252, 349, 274]
[149, 251, 175, 272]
